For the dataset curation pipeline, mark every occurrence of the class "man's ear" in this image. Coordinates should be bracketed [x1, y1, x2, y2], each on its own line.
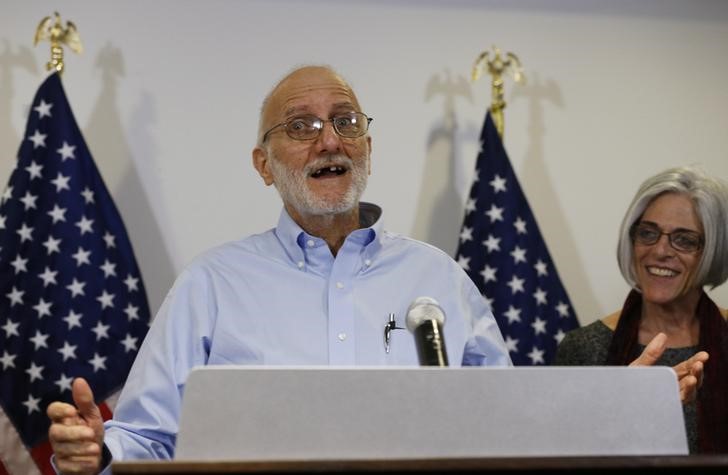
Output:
[252, 146, 275, 186]
[366, 135, 372, 175]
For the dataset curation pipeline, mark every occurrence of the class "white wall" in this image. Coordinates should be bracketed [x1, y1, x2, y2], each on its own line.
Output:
[2, 0, 727, 324]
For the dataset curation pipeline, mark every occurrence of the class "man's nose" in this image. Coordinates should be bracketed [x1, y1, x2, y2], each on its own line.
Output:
[315, 121, 342, 154]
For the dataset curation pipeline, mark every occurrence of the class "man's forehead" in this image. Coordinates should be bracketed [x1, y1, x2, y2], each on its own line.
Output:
[267, 68, 360, 119]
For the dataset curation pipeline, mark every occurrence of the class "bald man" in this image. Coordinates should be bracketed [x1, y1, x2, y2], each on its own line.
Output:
[47, 65, 511, 474]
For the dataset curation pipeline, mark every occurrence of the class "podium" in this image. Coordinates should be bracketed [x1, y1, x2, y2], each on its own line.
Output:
[112, 455, 728, 474]
[109, 366, 728, 474]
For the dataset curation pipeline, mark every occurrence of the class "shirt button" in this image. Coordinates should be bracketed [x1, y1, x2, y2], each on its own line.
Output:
[297, 261, 304, 268]
[336, 282, 344, 289]
[338, 333, 347, 341]
[306, 239, 315, 247]
[364, 259, 372, 266]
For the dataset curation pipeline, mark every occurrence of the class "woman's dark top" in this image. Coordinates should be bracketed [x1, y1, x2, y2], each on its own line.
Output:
[554, 320, 698, 453]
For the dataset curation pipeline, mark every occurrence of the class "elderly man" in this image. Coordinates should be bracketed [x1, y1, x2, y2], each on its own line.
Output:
[47, 65, 511, 474]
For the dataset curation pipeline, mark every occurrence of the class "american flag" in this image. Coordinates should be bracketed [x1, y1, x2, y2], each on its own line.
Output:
[455, 112, 579, 365]
[0, 73, 150, 475]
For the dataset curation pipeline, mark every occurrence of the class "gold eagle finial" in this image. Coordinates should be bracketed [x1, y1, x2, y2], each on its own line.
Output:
[34, 12, 83, 75]
[472, 46, 525, 137]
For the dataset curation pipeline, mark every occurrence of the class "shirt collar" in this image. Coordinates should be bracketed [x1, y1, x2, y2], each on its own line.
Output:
[274, 202, 383, 265]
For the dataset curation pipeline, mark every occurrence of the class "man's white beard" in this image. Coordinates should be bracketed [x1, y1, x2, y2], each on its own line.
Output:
[268, 152, 369, 216]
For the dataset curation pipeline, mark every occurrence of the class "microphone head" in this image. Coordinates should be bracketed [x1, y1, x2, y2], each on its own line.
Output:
[405, 296, 446, 333]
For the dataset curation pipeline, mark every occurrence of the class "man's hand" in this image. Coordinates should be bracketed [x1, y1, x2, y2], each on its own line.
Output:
[47, 378, 105, 475]
[629, 332, 708, 404]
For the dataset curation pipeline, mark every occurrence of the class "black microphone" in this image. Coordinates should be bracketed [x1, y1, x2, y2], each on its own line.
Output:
[405, 297, 449, 367]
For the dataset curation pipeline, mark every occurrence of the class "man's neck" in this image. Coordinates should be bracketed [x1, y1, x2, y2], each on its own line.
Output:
[286, 204, 361, 256]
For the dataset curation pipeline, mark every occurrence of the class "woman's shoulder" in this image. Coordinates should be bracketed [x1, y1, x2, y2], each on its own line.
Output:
[553, 319, 613, 365]
[601, 310, 621, 331]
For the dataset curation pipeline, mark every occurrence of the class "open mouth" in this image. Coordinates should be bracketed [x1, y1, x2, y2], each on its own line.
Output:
[310, 165, 348, 178]
[647, 266, 678, 278]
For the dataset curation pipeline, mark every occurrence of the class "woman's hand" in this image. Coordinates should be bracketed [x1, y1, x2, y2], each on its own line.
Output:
[629, 332, 708, 404]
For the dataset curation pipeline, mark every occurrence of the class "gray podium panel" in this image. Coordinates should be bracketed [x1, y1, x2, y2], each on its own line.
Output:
[174, 366, 688, 460]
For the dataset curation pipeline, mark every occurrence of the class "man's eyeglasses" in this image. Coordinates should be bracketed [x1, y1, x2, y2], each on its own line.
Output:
[262, 112, 372, 143]
[630, 222, 704, 253]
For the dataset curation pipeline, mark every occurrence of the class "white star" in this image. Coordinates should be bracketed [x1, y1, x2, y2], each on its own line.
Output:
[43, 235, 62, 255]
[51, 172, 71, 192]
[58, 342, 77, 361]
[33, 298, 52, 319]
[19, 192, 38, 210]
[2, 319, 20, 338]
[100, 259, 116, 278]
[28, 130, 47, 148]
[554, 329, 566, 344]
[16, 223, 33, 242]
[75, 216, 94, 235]
[34, 99, 53, 118]
[480, 265, 497, 283]
[66, 278, 86, 297]
[473, 167, 480, 182]
[47, 205, 67, 223]
[89, 353, 107, 372]
[81, 187, 95, 204]
[25, 161, 43, 180]
[513, 217, 527, 234]
[71, 247, 91, 266]
[38, 267, 58, 287]
[1, 186, 13, 204]
[57, 141, 76, 161]
[26, 361, 44, 381]
[464, 198, 476, 215]
[531, 317, 547, 335]
[124, 303, 140, 321]
[503, 305, 522, 324]
[22, 394, 41, 414]
[456, 255, 470, 271]
[30, 330, 49, 349]
[103, 231, 116, 248]
[10, 255, 28, 274]
[55, 373, 74, 392]
[504, 335, 519, 354]
[0, 351, 16, 369]
[556, 301, 570, 317]
[0, 214, 5, 229]
[63, 310, 83, 330]
[124, 274, 139, 292]
[459, 226, 473, 243]
[120, 334, 139, 353]
[533, 287, 548, 306]
[6, 286, 24, 306]
[527, 346, 545, 365]
[482, 234, 501, 253]
[97, 290, 115, 309]
[483, 294, 494, 309]
[534, 259, 548, 277]
[485, 204, 504, 223]
[489, 174, 507, 193]
[510, 246, 527, 264]
[91, 321, 110, 341]
[506, 275, 525, 294]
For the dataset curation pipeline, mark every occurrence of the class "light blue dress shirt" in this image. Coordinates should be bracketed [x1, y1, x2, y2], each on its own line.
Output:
[101, 203, 511, 466]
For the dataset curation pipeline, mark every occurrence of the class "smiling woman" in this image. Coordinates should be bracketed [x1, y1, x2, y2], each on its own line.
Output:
[554, 165, 728, 454]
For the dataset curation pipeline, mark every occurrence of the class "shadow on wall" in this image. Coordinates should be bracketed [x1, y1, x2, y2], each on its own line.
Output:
[512, 71, 599, 323]
[0, 40, 38, 168]
[83, 42, 176, 316]
[411, 69, 474, 256]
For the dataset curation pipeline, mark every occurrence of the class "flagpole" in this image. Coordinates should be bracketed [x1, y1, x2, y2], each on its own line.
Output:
[472, 46, 525, 138]
[34, 11, 83, 75]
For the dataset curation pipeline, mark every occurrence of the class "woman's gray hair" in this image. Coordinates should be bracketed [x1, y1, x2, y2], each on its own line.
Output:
[616, 165, 728, 290]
